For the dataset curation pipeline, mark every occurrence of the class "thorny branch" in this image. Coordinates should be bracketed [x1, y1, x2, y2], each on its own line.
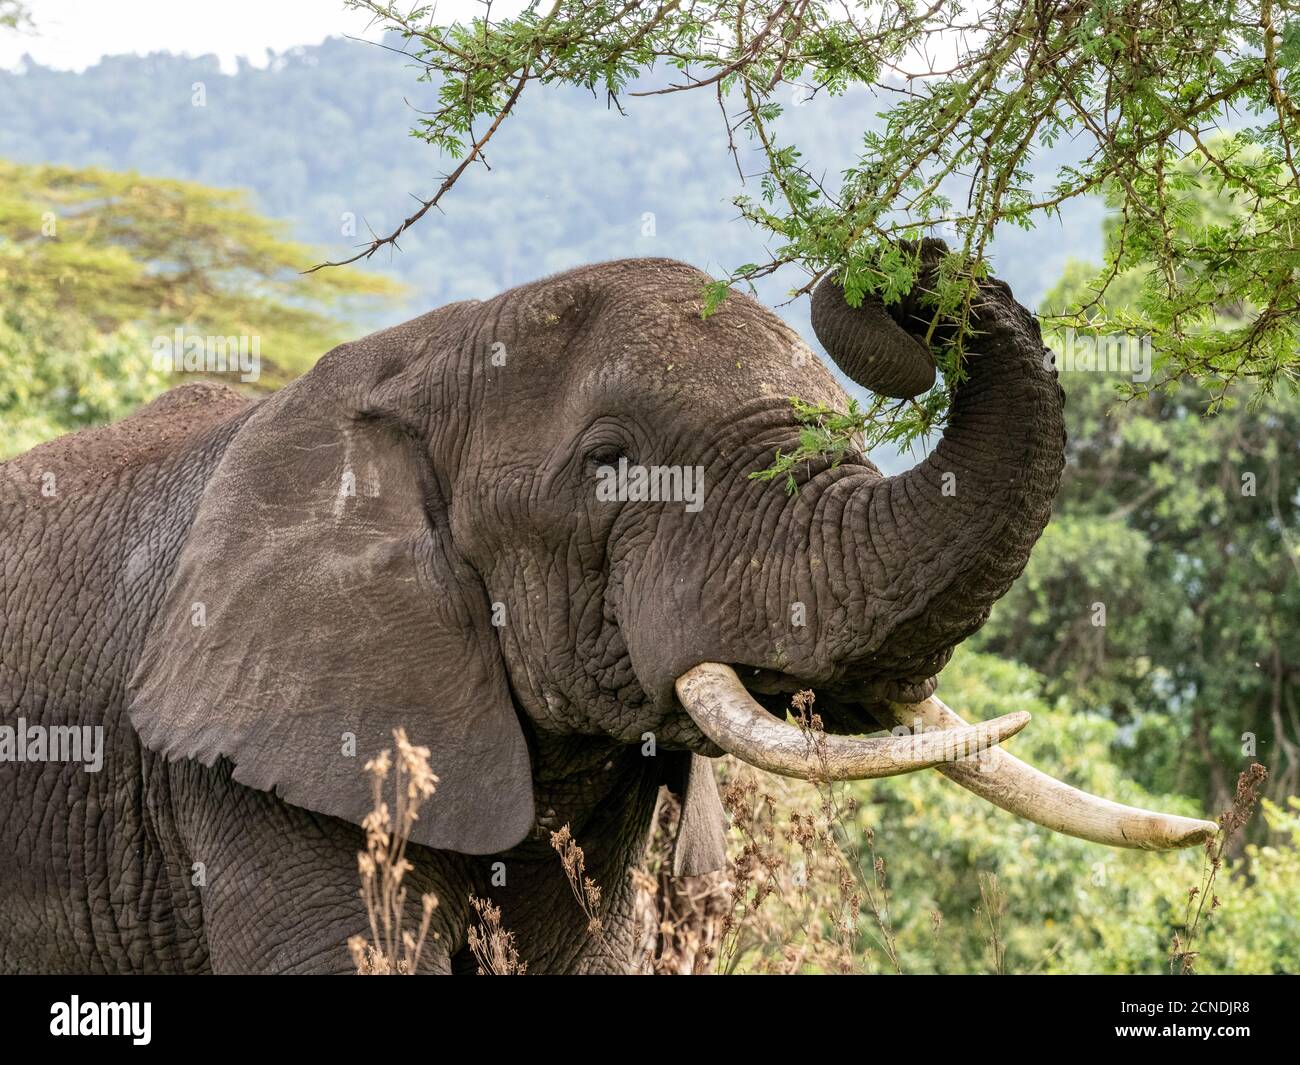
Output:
[335, 0, 1300, 446]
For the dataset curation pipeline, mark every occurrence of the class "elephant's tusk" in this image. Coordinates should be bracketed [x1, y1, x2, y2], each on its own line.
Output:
[873, 697, 1220, 850]
[674, 663, 1029, 781]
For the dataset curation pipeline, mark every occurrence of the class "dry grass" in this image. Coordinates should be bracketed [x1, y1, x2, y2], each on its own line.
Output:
[633, 790, 730, 974]
[700, 689, 904, 974]
[466, 896, 527, 974]
[1170, 762, 1268, 975]
[977, 872, 1006, 975]
[716, 761, 876, 974]
[342, 696, 973, 975]
[344, 711, 1272, 975]
[550, 825, 604, 937]
[348, 728, 440, 975]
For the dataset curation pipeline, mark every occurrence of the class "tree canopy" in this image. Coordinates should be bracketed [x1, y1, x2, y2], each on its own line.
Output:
[976, 286, 1300, 813]
[345, 0, 1300, 445]
[0, 161, 398, 456]
[0, 0, 29, 32]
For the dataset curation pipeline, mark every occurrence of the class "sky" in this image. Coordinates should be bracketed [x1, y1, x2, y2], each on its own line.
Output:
[0, 0, 534, 72]
[2, 1, 975, 75]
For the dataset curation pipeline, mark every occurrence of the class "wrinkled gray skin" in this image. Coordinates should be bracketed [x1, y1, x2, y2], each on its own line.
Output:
[0, 249, 1063, 973]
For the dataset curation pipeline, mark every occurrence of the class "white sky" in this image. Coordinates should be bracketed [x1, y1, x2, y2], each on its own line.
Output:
[0, 0, 534, 72]
[2, 2, 973, 78]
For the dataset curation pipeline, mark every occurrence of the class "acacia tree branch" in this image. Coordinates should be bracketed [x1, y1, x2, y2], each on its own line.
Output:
[322, 0, 1300, 436]
[306, 61, 540, 272]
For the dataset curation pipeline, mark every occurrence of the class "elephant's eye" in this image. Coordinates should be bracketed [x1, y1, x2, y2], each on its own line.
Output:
[586, 444, 628, 468]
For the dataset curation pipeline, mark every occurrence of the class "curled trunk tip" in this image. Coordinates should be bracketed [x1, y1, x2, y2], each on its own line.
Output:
[810, 275, 937, 399]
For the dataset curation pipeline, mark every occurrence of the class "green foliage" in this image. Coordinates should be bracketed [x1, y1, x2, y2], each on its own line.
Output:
[0, 160, 399, 458]
[1043, 138, 1300, 402]
[842, 650, 1299, 974]
[972, 244, 1300, 810]
[752, 385, 957, 490]
[747, 397, 873, 493]
[351, 0, 1300, 444]
[0, 0, 30, 31]
[0, 320, 168, 458]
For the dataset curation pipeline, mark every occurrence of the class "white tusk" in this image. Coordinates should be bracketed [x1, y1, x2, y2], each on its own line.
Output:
[675, 663, 1029, 781]
[874, 697, 1219, 850]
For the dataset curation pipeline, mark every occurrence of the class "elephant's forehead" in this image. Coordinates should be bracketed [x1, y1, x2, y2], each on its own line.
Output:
[474, 257, 847, 412]
[573, 297, 846, 410]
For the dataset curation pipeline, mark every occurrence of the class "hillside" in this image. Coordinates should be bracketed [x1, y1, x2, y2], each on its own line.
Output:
[0, 35, 1104, 305]
[0, 35, 1105, 469]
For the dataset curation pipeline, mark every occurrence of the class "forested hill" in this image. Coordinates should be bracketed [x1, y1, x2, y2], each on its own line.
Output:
[0, 34, 1103, 324]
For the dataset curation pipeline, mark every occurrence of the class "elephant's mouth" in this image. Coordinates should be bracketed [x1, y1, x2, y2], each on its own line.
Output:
[673, 661, 1220, 852]
[726, 666, 890, 734]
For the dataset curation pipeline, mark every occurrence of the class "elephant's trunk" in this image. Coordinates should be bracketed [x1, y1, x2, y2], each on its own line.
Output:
[672, 246, 1217, 850]
[810, 252, 1066, 675]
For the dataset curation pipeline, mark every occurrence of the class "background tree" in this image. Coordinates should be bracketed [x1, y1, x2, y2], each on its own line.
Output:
[0, 160, 398, 457]
[973, 193, 1300, 815]
[0, 0, 30, 31]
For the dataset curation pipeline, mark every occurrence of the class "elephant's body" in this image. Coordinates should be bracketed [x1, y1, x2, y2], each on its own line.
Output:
[1, 254, 1068, 973]
[1, 385, 237, 972]
[0, 383, 664, 973]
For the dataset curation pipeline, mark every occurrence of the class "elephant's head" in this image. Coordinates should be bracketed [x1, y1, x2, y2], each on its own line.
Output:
[128, 252, 1216, 857]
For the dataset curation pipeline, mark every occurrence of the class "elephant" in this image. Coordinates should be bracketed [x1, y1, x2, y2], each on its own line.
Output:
[0, 247, 1217, 974]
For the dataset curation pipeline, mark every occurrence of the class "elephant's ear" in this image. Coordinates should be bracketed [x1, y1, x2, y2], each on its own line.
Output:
[128, 323, 534, 855]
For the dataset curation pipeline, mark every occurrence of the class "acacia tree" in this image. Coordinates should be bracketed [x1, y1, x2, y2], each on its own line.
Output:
[1, 161, 398, 456]
[0, 0, 30, 31]
[978, 266, 1300, 811]
[335, 0, 1299, 443]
